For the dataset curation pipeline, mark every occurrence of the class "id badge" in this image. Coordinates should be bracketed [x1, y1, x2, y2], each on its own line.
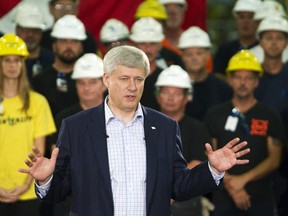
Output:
[224, 115, 239, 132]
[57, 77, 68, 92]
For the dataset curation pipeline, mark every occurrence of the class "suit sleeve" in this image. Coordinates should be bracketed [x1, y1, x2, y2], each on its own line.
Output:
[172, 123, 222, 201]
[43, 119, 72, 202]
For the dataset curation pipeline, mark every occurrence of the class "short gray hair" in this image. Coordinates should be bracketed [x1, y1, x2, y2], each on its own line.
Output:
[103, 45, 150, 77]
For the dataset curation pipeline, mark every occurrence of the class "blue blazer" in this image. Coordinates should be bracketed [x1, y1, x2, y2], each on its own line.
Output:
[43, 102, 221, 216]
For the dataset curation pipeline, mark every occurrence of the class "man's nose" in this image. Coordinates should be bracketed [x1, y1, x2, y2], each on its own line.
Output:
[127, 79, 137, 90]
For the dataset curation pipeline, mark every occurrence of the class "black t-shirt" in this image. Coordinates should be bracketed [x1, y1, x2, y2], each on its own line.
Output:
[203, 101, 285, 186]
[185, 74, 233, 120]
[255, 65, 288, 132]
[49, 103, 83, 145]
[31, 66, 78, 117]
[25, 47, 55, 83]
[178, 115, 211, 162]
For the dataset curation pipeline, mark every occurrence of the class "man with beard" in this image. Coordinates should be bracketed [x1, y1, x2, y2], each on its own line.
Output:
[204, 50, 285, 216]
[14, 2, 55, 83]
[32, 14, 85, 118]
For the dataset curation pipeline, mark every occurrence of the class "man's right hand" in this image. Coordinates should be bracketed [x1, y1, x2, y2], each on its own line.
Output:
[19, 146, 59, 185]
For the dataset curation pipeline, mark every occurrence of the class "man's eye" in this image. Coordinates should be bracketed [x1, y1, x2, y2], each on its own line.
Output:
[136, 78, 143, 82]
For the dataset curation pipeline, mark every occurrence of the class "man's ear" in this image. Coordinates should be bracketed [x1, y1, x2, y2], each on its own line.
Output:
[103, 72, 110, 88]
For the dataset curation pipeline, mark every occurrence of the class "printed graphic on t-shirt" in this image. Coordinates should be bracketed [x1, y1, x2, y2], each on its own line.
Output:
[250, 119, 268, 136]
[0, 115, 32, 126]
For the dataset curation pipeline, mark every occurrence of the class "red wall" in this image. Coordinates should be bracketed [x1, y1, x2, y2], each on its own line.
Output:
[78, 0, 206, 40]
[0, 0, 206, 40]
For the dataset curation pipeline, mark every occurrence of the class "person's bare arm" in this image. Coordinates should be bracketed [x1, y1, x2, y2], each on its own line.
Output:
[231, 188, 251, 210]
[187, 160, 202, 169]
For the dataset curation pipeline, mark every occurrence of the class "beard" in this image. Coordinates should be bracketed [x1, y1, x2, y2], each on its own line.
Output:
[26, 42, 39, 52]
[57, 50, 81, 64]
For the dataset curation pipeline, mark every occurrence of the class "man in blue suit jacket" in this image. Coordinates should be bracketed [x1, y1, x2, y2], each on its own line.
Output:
[20, 45, 250, 216]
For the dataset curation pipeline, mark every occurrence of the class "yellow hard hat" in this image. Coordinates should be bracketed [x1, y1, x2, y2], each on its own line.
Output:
[226, 50, 263, 76]
[0, 33, 29, 57]
[135, 0, 167, 20]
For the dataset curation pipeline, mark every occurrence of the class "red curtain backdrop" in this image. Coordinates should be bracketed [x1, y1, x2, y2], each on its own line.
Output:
[183, 0, 206, 30]
[78, 0, 206, 40]
[0, 0, 20, 17]
[0, 0, 206, 41]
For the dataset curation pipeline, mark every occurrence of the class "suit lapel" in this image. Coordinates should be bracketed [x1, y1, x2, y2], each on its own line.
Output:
[143, 107, 159, 209]
[87, 103, 113, 202]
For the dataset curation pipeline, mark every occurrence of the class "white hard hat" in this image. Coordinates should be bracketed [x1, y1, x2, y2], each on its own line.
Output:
[178, 26, 211, 49]
[51, 15, 87, 40]
[253, 0, 286, 21]
[155, 65, 192, 92]
[72, 53, 104, 79]
[100, 19, 129, 43]
[233, 0, 262, 15]
[159, 0, 186, 6]
[14, 2, 45, 30]
[129, 17, 164, 43]
[257, 16, 288, 36]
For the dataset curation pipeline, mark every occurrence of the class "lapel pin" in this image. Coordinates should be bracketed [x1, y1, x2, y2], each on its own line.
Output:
[151, 126, 156, 129]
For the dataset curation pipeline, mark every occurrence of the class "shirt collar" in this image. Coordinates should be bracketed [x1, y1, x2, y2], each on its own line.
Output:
[104, 96, 143, 126]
